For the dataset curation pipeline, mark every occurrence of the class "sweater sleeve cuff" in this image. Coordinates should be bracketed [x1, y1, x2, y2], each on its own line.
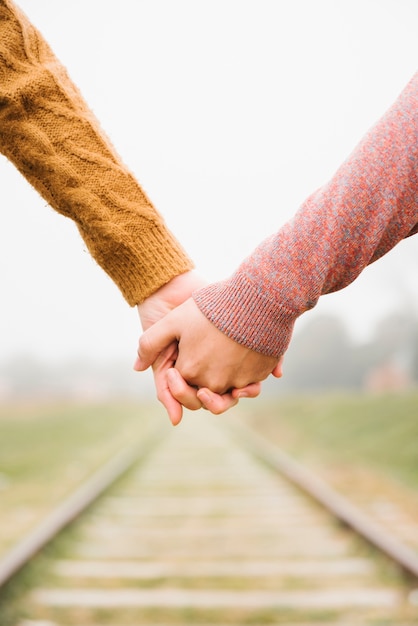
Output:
[81, 222, 194, 306]
[193, 272, 298, 358]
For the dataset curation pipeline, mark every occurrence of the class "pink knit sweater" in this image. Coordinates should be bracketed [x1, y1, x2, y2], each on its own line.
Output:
[194, 73, 418, 358]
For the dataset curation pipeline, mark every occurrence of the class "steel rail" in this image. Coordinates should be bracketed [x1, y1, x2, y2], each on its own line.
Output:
[226, 418, 418, 581]
[3, 413, 417, 594]
[0, 424, 162, 589]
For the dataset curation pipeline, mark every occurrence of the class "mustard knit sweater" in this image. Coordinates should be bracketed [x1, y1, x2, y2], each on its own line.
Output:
[0, 0, 193, 306]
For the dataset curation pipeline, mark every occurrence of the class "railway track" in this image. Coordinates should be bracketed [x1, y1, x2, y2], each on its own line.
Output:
[1, 412, 418, 625]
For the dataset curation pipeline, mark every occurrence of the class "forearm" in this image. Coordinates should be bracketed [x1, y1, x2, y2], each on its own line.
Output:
[0, 0, 193, 305]
[194, 73, 418, 357]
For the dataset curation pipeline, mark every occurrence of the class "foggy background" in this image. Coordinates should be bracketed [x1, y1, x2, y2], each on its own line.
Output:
[1, 0, 417, 399]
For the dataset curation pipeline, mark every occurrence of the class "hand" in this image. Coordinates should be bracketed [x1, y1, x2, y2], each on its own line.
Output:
[136, 271, 262, 425]
[138, 270, 207, 330]
[135, 296, 283, 398]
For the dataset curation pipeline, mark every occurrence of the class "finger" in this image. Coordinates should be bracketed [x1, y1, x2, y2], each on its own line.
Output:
[155, 374, 184, 426]
[166, 368, 203, 411]
[135, 316, 179, 370]
[231, 382, 262, 399]
[196, 388, 239, 415]
[272, 356, 284, 378]
[150, 343, 183, 426]
[133, 355, 145, 371]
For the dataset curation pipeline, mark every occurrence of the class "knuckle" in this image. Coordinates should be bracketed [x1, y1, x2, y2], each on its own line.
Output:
[209, 405, 224, 416]
[156, 390, 165, 404]
[138, 333, 152, 355]
[176, 366, 199, 389]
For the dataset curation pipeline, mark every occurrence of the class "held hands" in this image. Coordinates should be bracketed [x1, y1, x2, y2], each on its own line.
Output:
[135, 294, 283, 424]
[136, 271, 263, 425]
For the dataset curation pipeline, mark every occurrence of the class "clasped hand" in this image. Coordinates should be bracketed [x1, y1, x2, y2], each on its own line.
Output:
[135, 272, 283, 425]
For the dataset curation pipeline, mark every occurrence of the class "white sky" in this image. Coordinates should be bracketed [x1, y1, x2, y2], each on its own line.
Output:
[1, 0, 417, 364]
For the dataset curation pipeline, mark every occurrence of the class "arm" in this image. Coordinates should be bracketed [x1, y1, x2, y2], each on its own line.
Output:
[0, 0, 257, 422]
[136, 73, 418, 390]
[194, 72, 418, 358]
[0, 0, 192, 305]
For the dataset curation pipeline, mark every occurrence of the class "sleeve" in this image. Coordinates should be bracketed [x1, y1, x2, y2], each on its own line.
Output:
[193, 72, 418, 358]
[0, 0, 194, 306]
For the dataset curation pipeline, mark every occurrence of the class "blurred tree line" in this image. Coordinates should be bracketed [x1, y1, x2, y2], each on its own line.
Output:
[0, 356, 149, 402]
[0, 309, 417, 400]
[275, 309, 418, 393]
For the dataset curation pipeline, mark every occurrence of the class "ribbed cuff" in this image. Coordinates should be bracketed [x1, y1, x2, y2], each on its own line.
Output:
[82, 223, 194, 306]
[193, 272, 299, 358]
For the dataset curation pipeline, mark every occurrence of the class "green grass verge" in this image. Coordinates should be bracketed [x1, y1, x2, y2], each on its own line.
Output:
[241, 389, 418, 489]
[0, 400, 163, 553]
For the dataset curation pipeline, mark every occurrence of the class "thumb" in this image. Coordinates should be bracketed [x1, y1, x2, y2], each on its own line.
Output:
[271, 355, 284, 378]
[133, 314, 179, 371]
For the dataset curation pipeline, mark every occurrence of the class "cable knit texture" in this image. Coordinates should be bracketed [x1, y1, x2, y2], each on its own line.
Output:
[194, 73, 418, 358]
[0, 0, 193, 305]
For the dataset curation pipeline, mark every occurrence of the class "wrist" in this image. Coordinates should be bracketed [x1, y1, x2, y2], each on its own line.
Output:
[137, 271, 207, 330]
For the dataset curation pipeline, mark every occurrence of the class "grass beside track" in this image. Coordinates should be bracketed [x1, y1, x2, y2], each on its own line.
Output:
[0, 400, 162, 555]
[241, 389, 418, 488]
[240, 389, 418, 531]
[0, 393, 417, 625]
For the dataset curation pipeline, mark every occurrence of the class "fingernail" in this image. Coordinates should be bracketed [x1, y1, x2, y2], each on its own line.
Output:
[198, 390, 210, 406]
[167, 369, 177, 385]
[237, 391, 249, 399]
[133, 356, 141, 371]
